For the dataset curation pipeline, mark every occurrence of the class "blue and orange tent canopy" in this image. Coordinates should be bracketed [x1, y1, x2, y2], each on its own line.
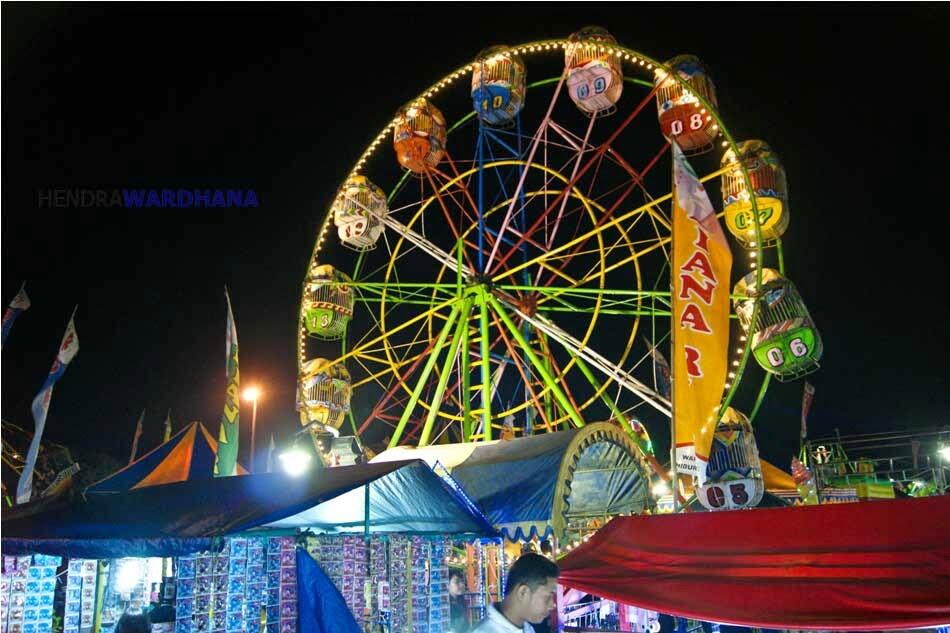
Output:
[86, 421, 247, 494]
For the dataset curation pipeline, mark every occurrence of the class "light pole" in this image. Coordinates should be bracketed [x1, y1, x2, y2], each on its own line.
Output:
[243, 386, 261, 472]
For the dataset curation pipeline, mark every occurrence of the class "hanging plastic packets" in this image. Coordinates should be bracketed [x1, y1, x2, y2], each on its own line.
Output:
[245, 539, 265, 633]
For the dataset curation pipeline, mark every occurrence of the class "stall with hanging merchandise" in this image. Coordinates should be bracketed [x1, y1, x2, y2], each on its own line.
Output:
[1, 458, 496, 633]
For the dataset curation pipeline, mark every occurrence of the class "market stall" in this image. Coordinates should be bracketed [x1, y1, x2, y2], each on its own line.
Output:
[1, 458, 497, 633]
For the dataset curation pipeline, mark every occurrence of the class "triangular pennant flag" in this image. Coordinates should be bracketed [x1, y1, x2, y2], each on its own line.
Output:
[17, 308, 79, 504]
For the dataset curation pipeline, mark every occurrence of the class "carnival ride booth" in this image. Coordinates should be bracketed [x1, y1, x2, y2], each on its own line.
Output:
[1, 460, 496, 633]
[371, 422, 652, 547]
[372, 423, 653, 633]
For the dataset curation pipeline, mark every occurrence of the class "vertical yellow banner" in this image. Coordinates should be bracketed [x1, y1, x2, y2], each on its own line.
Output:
[671, 142, 733, 484]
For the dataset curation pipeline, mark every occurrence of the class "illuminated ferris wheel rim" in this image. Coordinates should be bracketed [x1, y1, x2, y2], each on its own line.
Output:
[297, 33, 781, 449]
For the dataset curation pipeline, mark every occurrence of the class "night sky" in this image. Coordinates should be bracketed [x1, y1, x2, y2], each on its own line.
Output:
[3, 3, 948, 471]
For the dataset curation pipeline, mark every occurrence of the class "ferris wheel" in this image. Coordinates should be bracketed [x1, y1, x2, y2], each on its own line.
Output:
[295, 28, 822, 469]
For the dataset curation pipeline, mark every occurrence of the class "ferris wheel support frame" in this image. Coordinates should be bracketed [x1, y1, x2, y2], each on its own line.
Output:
[300, 38, 787, 466]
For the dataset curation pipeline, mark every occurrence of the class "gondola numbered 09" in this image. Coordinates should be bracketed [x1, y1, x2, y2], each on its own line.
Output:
[733, 268, 823, 380]
[564, 26, 623, 116]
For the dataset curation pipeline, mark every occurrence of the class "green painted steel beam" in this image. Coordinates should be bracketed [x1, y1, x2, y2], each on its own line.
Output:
[389, 302, 462, 448]
[486, 294, 586, 430]
[478, 290, 493, 441]
[420, 297, 473, 446]
[462, 300, 473, 441]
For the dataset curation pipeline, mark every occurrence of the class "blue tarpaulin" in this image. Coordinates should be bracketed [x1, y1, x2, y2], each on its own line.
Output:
[372, 423, 651, 541]
[2, 460, 494, 557]
[296, 547, 361, 633]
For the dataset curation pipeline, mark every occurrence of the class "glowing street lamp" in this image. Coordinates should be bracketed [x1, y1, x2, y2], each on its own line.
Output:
[939, 446, 950, 462]
[243, 386, 261, 472]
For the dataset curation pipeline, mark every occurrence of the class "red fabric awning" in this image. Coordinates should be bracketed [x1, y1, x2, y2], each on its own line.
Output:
[558, 496, 950, 630]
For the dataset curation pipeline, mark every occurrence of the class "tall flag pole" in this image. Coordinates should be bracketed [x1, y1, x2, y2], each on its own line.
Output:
[16, 307, 79, 504]
[163, 409, 173, 442]
[670, 141, 733, 491]
[128, 409, 145, 464]
[214, 287, 241, 477]
[2, 283, 31, 349]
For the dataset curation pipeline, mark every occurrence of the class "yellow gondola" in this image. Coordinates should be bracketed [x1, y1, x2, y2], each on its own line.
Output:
[297, 358, 352, 437]
[721, 140, 789, 247]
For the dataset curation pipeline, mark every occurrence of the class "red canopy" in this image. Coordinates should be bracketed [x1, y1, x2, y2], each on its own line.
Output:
[558, 496, 950, 630]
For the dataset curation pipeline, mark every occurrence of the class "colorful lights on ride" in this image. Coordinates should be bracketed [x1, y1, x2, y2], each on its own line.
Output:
[333, 176, 388, 251]
[565, 26, 623, 116]
[471, 46, 526, 127]
[393, 99, 447, 173]
[733, 268, 823, 380]
[654, 55, 718, 156]
[303, 264, 354, 340]
[698, 407, 765, 511]
[721, 140, 789, 247]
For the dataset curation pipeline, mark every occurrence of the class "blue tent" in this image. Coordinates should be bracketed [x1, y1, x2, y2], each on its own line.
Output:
[372, 422, 652, 542]
[1, 459, 495, 558]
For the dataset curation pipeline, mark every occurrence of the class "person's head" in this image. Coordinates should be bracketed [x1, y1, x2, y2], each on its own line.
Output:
[448, 569, 466, 597]
[115, 612, 151, 633]
[539, 540, 553, 557]
[502, 553, 559, 624]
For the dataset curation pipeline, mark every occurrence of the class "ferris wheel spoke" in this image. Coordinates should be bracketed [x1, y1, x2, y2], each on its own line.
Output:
[417, 296, 473, 446]
[483, 70, 568, 274]
[531, 141, 668, 289]
[485, 293, 586, 429]
[381, 212, 474, 278]
[491, 162, 732, 286]
[544, 113, 598, 252]
[497, 295, 671, 417]
[489, 81, 663, 277]
[486, 307, 555, 434]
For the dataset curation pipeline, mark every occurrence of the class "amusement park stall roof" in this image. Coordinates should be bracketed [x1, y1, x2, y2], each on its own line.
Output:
[372, 422, 653, 541]
[1, 459, 495, 558]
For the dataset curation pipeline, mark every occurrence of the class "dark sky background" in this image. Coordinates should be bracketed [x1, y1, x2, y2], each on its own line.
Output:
[3, 3, 948, 470]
